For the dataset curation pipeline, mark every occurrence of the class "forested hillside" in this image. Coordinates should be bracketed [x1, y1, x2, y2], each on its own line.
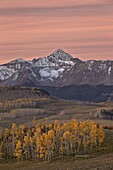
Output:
[0, 86, 49, 102]
[0, 86, 52, 127]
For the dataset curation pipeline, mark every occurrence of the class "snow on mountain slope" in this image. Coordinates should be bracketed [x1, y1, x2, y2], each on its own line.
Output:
[0, 49, 113, 86]
[0, 66, 15, 80]
[0, 49, 76, 86]
[0, 58, 33, 81]
[33, 49, 76, 82]
[57, 59, 113, 86]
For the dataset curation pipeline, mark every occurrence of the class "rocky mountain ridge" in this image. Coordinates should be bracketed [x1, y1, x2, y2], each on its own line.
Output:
[0, 49, 113, 86]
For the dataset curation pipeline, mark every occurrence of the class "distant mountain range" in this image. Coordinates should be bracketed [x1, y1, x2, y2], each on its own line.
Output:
[0, 49, 113, 102]
[0, 49, 113, 87]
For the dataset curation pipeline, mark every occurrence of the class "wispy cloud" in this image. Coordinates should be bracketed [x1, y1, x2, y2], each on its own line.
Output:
[0, 2, 113, 17]
[0, 0, 113, 63]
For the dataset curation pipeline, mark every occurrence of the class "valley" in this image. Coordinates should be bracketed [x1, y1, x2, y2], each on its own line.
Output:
[0, 86, 113, 128]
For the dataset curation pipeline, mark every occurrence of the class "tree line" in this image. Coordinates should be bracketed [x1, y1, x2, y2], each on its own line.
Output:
[0, 98, 49, 112]
[0, 86, 49, 102]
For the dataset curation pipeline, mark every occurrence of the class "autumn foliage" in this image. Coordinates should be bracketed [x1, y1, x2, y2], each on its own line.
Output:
[0, 120, 105, 161]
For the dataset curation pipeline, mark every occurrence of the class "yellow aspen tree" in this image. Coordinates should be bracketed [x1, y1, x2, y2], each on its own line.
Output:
[82, 121, 91, 152]
[77, 122, 84, 152]
[60, 131, 76, 156]
[15, 140, 23, 160]
[36, 135, 44, 160]
[23, 135, 30, 160]
[11, 123, 18, 155]
[53, 120, 62, 154]
[45, 129, 55, 161]
[89, 124, 97, 149]
[97, 125, 105, 146]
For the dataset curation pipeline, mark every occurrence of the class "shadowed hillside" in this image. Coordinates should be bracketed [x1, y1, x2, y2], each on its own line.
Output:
[41, 85, 113, 102]
[0, 86, 50, 102]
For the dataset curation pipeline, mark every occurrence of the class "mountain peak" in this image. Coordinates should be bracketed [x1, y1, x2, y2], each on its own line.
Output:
[54, 49, 65, 53]
[53, 48, 70, 55]
[49, 49, 74, 61]
[10, 58, 27, 63]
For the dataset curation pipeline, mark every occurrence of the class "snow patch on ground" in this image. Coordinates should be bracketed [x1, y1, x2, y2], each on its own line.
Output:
[39, 69, 50, 78]
[39, 68, 59, 80]
[13, 73, 19, 81]
[58, 68, 65, 73]
[108, 67, 112, 75]
[99, 63, 107, 70]
[51, 70, 59, 78]
[87, 60, 95, 71]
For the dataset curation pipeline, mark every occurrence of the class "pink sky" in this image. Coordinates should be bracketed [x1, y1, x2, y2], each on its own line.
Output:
[0, 0, 113, 64]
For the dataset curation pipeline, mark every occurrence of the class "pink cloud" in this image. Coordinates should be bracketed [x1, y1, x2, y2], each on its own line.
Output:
[0, 0, 113, 63]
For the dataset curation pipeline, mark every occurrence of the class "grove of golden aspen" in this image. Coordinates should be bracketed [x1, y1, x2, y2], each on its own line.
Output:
[0, 119, 105, 161]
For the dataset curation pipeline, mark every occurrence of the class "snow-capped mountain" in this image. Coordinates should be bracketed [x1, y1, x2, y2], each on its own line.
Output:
[0, 49, 113, 87]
